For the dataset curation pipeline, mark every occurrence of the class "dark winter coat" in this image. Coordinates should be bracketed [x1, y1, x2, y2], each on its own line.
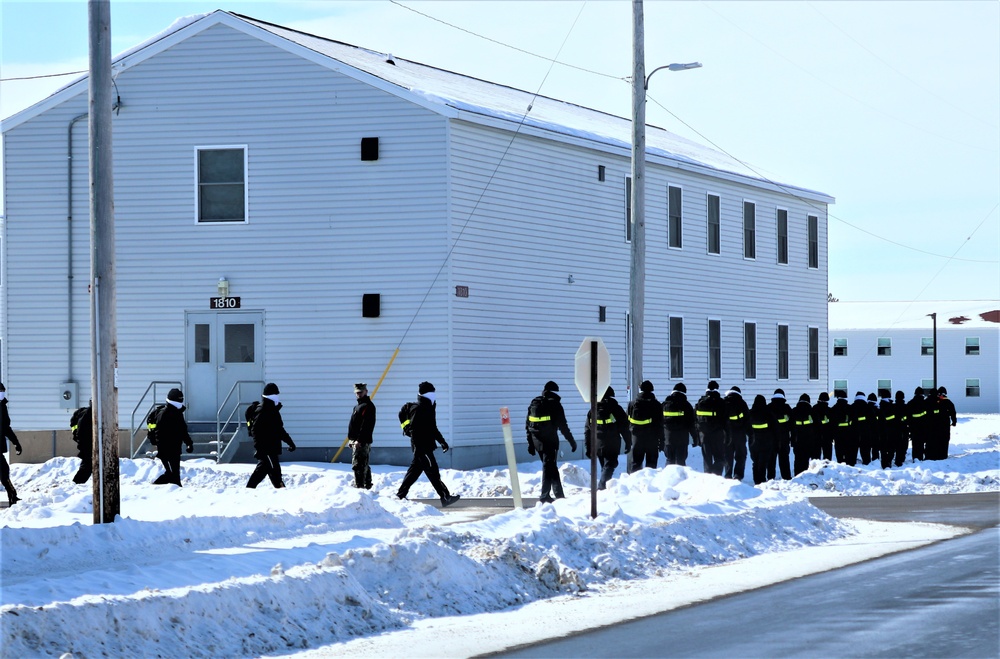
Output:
[695, 390, 728, 439]
[155, 403, 193, 458]
[662, 391, 697, 444]
[585, 394, 630, 457]
[252, 399, 294, 458]
[627, 391, 665, 449]
[348, 395, 376, 445]
[723, 391, 751, 445]
[789, 400, 817, 451]
[747, 397, 778, 451]
[409, 395, 447, 454]
[70, 406, 93, 460]
[766, 398, 793, 445]
[526, 390, 575, 451]
[1, 399, 19, 453]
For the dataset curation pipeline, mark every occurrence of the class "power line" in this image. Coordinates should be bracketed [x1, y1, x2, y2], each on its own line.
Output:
[0, 70, 86, 82]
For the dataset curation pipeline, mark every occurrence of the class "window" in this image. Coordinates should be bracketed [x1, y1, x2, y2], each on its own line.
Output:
[197, 147, 246, 222]
[808, 215, 819, 269]
[669, 317, 684, 378]
[966, 378, 981, 397]
[777, 324, 789, 379]
[625, 176, 632, 242]
[877, 337, 891, 356]
[744, 322, 757, 379]
[833, 338, 848, 356]
[709, 319, 722, 379]
[707, 194, 721, 255]
[668, 185, 683, 248]
[833, 379, 848, 392]
[599, 306, 606, 323]
[921, 337, 934, 356]
[808, 327, 819, 380]
[194, 324, 210, 363]
[966, 337, 980, 356]
[877, 379, 892, 393]
[224, 324, 255, 363]
[776, 209, 788, 265]
[743, 201, 756, 259]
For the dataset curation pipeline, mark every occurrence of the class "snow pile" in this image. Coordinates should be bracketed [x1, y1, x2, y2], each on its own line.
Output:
[1, 416, 996, 658]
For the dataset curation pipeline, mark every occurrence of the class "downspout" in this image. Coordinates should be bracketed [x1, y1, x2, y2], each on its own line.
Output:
[68, 111, 88, 383]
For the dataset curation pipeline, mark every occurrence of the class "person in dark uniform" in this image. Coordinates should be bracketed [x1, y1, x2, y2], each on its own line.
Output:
[585, 387, 630, 489]
[812, 391, 833, 461]
[246, 383, 296, 489]
[396, 382, 459, 505]
[723, 386, 750, 481]
[0, 383, 24, 506]
[828, 390, 853, 464]
[152, 388, 194, 486]
[906, 387, 929, 461]
[662, 382, 696, 467]
[929, 387, 958, 460]
[866, 393, 882, 465]
[853, 392, 877, 465]
[69, 400, 93, 484]
[876, 389, 898, 469]
[789, 393, 816, 476]
[348, 382, 376, 489]
[627, 380, 663, 473]
[526, 381, 576, 503]
[695, 381, 728, 476]
[747, 394, 777, 484]
[766, 389, 793, 480]
[892, 390, 910, 466]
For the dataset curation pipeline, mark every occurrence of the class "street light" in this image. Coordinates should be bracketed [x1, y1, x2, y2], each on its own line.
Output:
[629, 0, 701, 398]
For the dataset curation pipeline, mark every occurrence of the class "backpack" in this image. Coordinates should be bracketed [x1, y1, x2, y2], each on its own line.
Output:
[245, 401, 261, 437]
[398, 401, 418, 437]
[145, 404, 167, 446]
[70, 406, 90, 442]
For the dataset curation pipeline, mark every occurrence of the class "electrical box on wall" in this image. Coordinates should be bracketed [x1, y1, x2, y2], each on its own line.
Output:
[59, 382, 78, 409]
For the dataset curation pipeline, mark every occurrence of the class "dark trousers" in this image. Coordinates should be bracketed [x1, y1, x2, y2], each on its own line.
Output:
[0, 453, 17, 503]
[597, 452, 619, 489]
[246, 454, 284, 489]
[701, 431, 726, 476]
[793, 441, 814, 475]
[818, 435, 833, 461]
[73, 453, 93, 484]
[859, 431, 875, 465]
[153, 454, 182, 486]
[351, 442, 372, 489]
[751, 441, 776, 485]
[629, 439, 658, 472]
[665, 430, 689, 466]
[776, 435, 792, 480]
[725, 431, 748, 480]
[534, 440, 565, 498]
[397, 450, 449, 499]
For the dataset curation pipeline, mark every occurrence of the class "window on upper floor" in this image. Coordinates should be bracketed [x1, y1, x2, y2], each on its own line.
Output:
[743, 201, 756, 259]
[707, 194, 721, 255]
[833, 338, 848, 356]
[668, 185, 683, 249]
[708, 319, 722, 379]
[776, 209, 788, 265]
[744, 322, 757, 379]
[808, 327, 819, 380]
[808, 215, 819, 269]
[921, 379, 935, 391]
[877, 337, 891, 356]
[877, 379, 892, 393]
[777, 324, 789, 380]
[966, 337, 980, 356]
[833, 379, 848, 393]
[966, 378, 981, 397]
[197, 146, 247, 223]
[921, 337, 934, 356]
[670, 316, 684, 378]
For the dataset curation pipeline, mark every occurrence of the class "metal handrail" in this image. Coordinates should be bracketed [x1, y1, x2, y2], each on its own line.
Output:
[215, 380, 263, 463]
[129, 380, 182, 458]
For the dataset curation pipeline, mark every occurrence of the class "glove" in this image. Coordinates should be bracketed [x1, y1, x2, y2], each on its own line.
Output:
[527, 442, 536, 456]
[568, 438, 577, 452]
[14, 444, 22, 456]
[185, 442, 193, 454]
[625, 443, 632, 454]
[440, 440, 450, 453]
[287, 440, 296, 452]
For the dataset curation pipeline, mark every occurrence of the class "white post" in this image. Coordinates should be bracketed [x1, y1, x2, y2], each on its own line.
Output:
[499, 407, 523, 509]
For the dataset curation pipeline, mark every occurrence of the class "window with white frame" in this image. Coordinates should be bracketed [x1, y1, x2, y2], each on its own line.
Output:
[877, 337, 891, 356]
[709, 319, 722, 379]
[668, 186, 683, 248]
[744, 322, 757, 379]
[921, 379, 935, 391]
[877, 379, 892, 393]
[808, 215, 819, 269]
[966, 337, 980, 356]
[833, 338, 848, 356]
[777, 324, 789, 380]
[669, 317, 684, 378]
[743, 201, 756, 259]
[833, 379, 848, 392]
[966, 378, 981, 397]
[197, 146, 247, 222]
[707, 194, 721, 255]
[921, 337, 934, 356]
[808, 327, 819, 380]
[776, 209, 788, 265]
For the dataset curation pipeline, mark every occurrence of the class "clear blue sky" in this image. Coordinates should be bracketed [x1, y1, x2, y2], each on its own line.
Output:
[2, 1, 998, 305]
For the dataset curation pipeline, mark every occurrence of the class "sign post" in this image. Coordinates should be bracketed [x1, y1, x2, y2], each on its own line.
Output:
[575, 337, 611, 519]
[499, 407, 523, 509]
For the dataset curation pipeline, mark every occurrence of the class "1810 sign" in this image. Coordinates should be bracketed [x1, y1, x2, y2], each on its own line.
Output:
[210, 297, 241, 309]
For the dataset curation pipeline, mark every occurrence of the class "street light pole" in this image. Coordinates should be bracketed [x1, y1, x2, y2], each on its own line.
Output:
[928, 312, 938, 392]
[629, 0, 701, 397]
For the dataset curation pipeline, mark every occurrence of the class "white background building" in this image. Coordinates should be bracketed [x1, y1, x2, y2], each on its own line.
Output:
[1, 12, 832, 468]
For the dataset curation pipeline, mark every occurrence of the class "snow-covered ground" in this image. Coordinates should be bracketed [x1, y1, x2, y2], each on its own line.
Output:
[1, 416, 997, 658]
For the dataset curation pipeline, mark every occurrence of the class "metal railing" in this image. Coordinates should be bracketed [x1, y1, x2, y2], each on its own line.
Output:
[215, 380, 264, 463]
[129, 380, 182, 459]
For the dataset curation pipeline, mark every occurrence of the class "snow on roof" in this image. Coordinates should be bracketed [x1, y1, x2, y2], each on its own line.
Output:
[829, 300, 1000, 331]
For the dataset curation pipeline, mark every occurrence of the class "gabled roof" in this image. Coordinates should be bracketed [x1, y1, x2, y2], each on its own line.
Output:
[2, 10, 833, 203]
[830, 301, 1000, 331]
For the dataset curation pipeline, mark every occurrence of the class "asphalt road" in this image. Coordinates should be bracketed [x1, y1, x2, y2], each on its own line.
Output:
[492, 491, 1000, 659]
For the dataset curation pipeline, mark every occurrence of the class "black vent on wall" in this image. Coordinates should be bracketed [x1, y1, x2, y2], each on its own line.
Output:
[361, 137, 379, 161]
[362, 293, 380, 317]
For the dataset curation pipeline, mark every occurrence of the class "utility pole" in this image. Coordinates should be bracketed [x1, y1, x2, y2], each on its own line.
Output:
[929, 312, 938, 392]
[629, 0, 646, 399]
[89, 0, 120, 523]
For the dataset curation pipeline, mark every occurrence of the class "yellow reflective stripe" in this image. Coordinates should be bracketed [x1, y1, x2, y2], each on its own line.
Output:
[696, 410, 716, 417]
[147, 423, 157, 430]
[629, 417, 653, 425]
[71, 424, 79, 431]
[820, 418, 830, 424]
[838, 421, 850, 426]
[856, 416, 866, 421]
[729, 413, 744, 421]
[400, 419, 411, 429]
[596, 417, 615, 425]
[663, 411, 684, 417]
[528, 416, 551, 423]
[751, 423, 768, 429]
[795, 420, 812, 425]
[777, 416, 789, 423]
[912, 411, 926, 418]
[885, 415, 895, 420]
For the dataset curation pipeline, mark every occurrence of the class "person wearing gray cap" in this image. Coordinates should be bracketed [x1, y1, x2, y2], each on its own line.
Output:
[348, 383, 376, 489]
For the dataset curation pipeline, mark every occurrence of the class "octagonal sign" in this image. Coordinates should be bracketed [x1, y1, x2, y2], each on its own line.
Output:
[575, 336, 611, 404]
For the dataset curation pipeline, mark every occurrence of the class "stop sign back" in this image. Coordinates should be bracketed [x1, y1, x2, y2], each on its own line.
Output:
[575, 337, 611, 403]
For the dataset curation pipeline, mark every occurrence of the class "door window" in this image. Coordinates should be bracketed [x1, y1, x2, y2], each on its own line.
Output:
[224, 324, 255, 363]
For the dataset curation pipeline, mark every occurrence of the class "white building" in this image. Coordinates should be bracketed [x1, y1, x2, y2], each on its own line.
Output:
[829, 301, 1000, 414]
[1, 11, 833, 468]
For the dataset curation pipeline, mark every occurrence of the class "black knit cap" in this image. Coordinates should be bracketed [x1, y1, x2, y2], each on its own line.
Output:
[544, 380, 559, 392]
[167, 388, 184, 403]
[818, 391, 830, 402]
[418, 381, 435, 395]
[730, 386, 741, 393]
[673, 382, 687, 393]
[640, 380, 654, 393]
[867, 393, 877, 401]
[855, 391, 866, 398]
[773, 388, 785, 397]
[914, 386, 923, 396]
[707, 380, 719, 391]
[0, 382, 5, 392]
[605, 386, 615, 398]
[878, 389, 890, 398]
[938, 386, 947, 395]
[354, 382, 367, 393]
[263, 382, 280, 396]
[799, 393, 810, 403]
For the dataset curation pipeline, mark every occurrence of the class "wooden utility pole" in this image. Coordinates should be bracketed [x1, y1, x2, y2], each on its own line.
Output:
[629, 0, 646, 399]
[89, 0, 120, 524]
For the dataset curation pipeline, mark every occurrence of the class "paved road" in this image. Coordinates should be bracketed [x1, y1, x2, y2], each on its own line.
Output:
[493, 491, 1000, 659]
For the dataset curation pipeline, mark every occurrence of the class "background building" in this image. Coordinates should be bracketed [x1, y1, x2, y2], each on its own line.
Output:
[1, 11, 832, 468]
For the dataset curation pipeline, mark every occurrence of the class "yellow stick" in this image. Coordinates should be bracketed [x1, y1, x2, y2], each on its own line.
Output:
[331, 347, 400, 463]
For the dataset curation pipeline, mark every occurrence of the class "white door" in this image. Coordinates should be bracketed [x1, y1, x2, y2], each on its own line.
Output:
[185, 311, 263, 422]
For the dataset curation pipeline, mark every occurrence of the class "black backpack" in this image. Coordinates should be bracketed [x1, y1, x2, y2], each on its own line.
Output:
[70, 406, 90, 442]
[398, 401, 418, 437]
[145, 404, 166, 446]
[245, 401, 261, 437]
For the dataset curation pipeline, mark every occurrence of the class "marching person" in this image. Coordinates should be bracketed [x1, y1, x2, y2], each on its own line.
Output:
[396, 382, 460, 506]
[0, 383, 24, 506]
[789, 393, 817, 476]
[929, 387, 957, 460]
[906, 387, 929, 461]
[627, 380, 664, 472]
[877, 389, 900, 469]
[812, 391, 833, 461]
[526, 380, 577, 503]
[69, 400, 93, 484]
[695, 381, 728, 476]
[348, 382, 376, 489]
[246, 383, 296, 489]
[152, 388, 194, 486]
[829, 390, 853, 464]
[585, 387, 630, 490]
[662, 382, 697, 467]
[766, 389, 793, 480]
[892, 390, 910, 466]
[747, 394, 777, 484]
[723, 386, 750, 481]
